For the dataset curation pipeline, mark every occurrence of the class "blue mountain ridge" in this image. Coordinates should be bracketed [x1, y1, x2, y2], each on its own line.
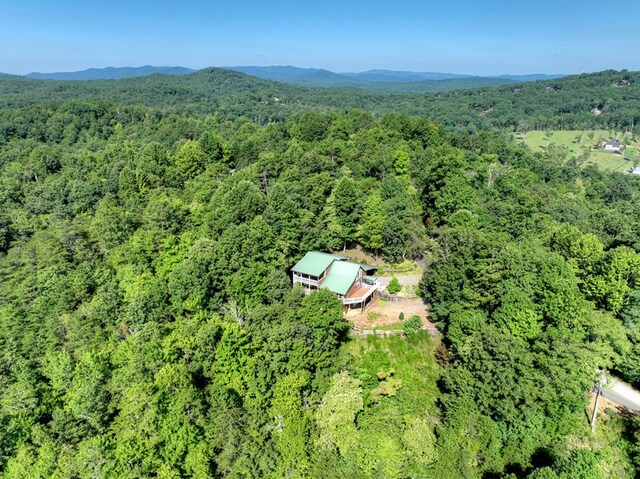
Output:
[26, 65, 195, 80]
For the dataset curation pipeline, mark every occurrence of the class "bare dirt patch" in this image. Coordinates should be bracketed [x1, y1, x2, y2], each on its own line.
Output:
[345, 296, 435, 331]
[589, 391, 617, 416]
[338, 246, 377, 264]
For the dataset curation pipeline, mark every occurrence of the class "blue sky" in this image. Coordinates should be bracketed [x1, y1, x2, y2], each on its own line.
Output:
[1, 0, 639, 75]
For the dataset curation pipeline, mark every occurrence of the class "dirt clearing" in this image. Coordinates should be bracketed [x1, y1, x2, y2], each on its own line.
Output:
[345, 296, 436, 331]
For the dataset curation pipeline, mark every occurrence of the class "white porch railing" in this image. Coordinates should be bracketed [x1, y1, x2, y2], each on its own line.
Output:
[293, 273, 319, 287]
[342, 283, 379, 305]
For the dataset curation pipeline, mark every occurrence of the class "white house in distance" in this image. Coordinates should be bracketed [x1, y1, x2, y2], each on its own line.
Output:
[603, 141, 624, 153]
[291, 251, 381, 310]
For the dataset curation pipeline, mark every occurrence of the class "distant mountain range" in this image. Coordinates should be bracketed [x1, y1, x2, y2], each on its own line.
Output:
[227, 66, 563, 84]
[225, 66, 472, 86]
[26, 65, 195, 81]
[17, 65, 565, 93]
[1, 67, 636, 134]
[494, 74, 566, 82]
[225, 66, 565, 91]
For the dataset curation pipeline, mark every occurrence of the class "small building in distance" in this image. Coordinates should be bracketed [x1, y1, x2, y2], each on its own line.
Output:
[602, 140, 624, 153]
[630, 167, 640, 176]
[291, 251, 380, 310]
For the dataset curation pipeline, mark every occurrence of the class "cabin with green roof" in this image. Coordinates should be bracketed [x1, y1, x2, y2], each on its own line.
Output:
[291, 251, 380, 310]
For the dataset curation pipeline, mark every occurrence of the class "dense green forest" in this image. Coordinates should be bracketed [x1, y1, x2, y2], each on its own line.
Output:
[0, 71, 639, 478]
[1, 68, 639, 133]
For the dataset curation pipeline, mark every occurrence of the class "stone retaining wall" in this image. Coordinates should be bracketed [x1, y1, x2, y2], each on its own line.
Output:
[350, 327, 405, 338]
[350, 326, 440, 338]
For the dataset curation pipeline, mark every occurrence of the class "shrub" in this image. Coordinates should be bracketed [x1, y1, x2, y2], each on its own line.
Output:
[388, 276, 401, 294]
[404, 315, 422, 334]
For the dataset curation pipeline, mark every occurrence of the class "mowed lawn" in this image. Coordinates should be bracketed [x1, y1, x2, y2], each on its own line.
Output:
[521, 130, 639, 171]
[585, 150, 633, 171]
[522, 130, 608, 154]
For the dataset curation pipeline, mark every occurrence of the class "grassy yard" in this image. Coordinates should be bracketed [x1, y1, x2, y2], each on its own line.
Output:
[584, 150, 634, 171]
[521, 130, 639, 172]
[522, 130, 609, 154]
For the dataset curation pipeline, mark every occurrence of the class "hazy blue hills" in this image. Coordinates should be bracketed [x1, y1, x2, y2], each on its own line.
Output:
[16, 64, 566, 93]
[496, 73, 566, 81]
[227, 65, 475, 84]
[225, 65, 565, 92]
[225, 65, 481, 91]
[0, 73, 21, 78]
[224, 66, 351, 86]
[224, 65, 465, 85]
[341, 69, 471, 82]
[26, 65, 195, 80]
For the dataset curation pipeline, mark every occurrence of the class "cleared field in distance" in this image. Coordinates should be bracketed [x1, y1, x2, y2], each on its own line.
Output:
[520, 130, 639, 171]
[587, 149, 634, 171]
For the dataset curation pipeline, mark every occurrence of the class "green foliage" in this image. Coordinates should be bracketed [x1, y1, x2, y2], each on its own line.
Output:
[393, 148, 411, 177]
[0, 75, 638, 477]
[332, 177, 362, 249]
[356, 193, 386, 254]
[269, 371, 313, 476]
[316, 371, 363, 454]
[175, 139, 207, 179]
[553, 449, 605, 479]
[381, 215, 406, 262]
[421, 212, 638, 473]
[387, 276, 401, 294]
[340, 334, 442, 477]
[198, 131, 223, 163]
[403, 315, 422, 335]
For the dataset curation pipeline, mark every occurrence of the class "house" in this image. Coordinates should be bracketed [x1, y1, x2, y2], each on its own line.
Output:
[291, 251, 380, 310]
[603, 141, 624, 153]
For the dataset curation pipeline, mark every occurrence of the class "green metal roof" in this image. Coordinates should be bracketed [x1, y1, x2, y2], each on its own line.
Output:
[321, 261, 362, 296]
[358, 263, 377, 273]
[291, 251, 344, 277]
[362, 275, 378, 282]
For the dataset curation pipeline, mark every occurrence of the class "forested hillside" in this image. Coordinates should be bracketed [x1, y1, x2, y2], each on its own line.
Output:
[0, 71, 639, 478]
[224, 66, 521, 92]
[1, 68, 639, 133]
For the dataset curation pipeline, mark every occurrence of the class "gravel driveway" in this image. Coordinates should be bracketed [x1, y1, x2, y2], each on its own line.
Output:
[377, 273, 422, 288]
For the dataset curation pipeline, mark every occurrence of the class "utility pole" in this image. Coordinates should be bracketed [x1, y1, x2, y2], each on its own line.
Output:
[591, 369, 606, 432]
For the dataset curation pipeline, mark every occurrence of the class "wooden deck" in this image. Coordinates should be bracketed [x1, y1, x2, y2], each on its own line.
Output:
[351, 285, 373, 298]
[343, 284, 378, 306]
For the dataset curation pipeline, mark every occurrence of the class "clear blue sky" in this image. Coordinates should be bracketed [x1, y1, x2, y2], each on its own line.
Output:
[1, 0, 639, 75]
